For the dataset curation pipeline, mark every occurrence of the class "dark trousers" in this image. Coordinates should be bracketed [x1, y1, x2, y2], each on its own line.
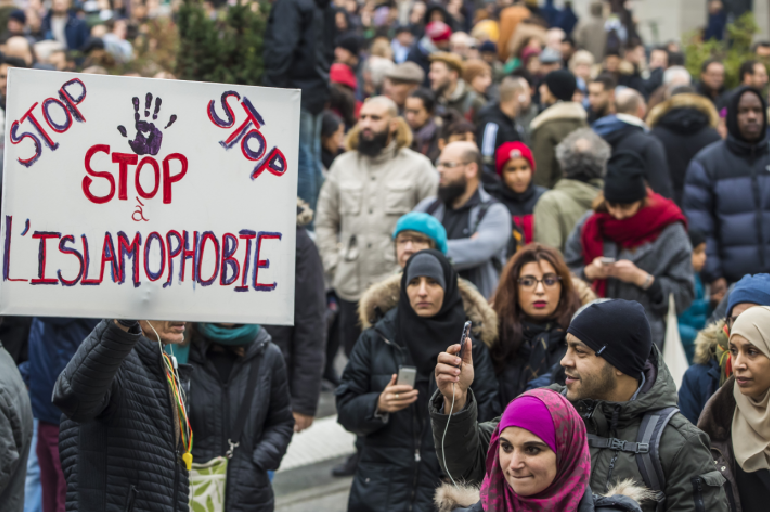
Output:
[37, 421, 65, 512]
[338, 297, 362, 357]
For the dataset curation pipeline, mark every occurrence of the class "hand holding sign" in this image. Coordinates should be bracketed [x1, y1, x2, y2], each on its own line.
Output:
[117, 92, 177, 156]
[1, 70, 300, 323]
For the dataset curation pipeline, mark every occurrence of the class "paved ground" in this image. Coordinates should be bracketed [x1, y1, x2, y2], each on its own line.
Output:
[273, 351, 354, 512]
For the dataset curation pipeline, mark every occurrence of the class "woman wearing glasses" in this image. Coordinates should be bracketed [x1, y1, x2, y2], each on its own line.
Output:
[490, 243, 590, 406]
[564, 151, 694, 348]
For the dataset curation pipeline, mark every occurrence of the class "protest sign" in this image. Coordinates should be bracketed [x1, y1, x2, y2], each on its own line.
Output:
[0, 69, 300, 324]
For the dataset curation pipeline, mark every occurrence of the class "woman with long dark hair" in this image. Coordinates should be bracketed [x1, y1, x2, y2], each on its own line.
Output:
[490, 243, 588, 406]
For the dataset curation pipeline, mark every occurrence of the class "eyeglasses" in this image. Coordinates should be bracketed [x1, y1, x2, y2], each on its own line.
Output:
[437, 161, 468, 169]
[517, 275, 562, 290]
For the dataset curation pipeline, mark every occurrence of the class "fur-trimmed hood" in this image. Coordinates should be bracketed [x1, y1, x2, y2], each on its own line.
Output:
[647, 93, 719, 129]
[297, 197, 313, 227]
[693, 319, 727, 365]
[530, 101, 587, 131]
[358, 273, 499, 348]
[434, 479, 654, 512]
[345, 116, 413, 152]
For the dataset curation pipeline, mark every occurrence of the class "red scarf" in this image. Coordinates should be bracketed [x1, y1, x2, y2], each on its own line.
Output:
[581, 191, 687, 297]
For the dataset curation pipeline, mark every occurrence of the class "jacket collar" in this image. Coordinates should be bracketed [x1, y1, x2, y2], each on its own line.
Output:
[529, 101, 586, 131]
[359, 272, 499, 348]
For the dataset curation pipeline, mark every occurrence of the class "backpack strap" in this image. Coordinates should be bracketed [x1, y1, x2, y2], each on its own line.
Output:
[635, 407, 679, 511]
[226, 350, 263, 459]
[472, 202, 491, 233]
[586, 435, 649, 454]
[426, 199, 441, 216]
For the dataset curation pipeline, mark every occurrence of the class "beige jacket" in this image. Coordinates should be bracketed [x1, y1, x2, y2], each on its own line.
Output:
[316, 129, 438, 301]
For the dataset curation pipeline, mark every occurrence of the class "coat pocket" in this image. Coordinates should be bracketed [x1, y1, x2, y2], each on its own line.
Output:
[691, 470, 726, 512]
[124, 485, 137, 512]
[340, 184, 363, 215]
[385, 182, 413, 215]
[351, 463, 393, 512]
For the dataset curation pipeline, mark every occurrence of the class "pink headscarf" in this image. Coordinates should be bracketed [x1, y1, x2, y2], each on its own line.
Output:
[479, 389, 591, 512]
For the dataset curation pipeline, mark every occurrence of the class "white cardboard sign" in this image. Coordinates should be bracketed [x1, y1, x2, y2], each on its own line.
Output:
[0, 69, 299, 324]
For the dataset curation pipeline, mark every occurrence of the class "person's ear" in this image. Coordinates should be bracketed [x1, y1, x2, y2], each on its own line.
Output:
[465, 161, 479, 180]
[438, 139, 446, 151]
[389, 116, 399, 134]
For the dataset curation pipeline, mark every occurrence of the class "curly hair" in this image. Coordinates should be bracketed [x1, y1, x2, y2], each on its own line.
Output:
[490, 243, 581, 373]
[555, 128, 611, 181]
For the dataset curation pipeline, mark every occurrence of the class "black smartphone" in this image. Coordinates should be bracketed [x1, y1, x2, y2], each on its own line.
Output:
[453, 321, 472, 368]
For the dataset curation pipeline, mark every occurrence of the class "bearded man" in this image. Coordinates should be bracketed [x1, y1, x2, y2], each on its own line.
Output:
[415, 141, 510, 298]
[316, 96, 438, 357]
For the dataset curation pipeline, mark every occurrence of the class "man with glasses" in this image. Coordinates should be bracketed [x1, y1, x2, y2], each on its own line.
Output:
[679, 273, 770, 425]
[415, 141, 510, 298]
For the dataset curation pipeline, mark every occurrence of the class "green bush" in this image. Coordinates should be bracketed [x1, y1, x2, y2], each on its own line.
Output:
[685, 12, 760, 90]
[176, 0, 266, 85]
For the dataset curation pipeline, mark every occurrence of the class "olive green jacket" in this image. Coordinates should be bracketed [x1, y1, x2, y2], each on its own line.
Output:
[430, 347, 728, 512]
[529, 101, 587, 189]
[533, 177, 603, 253]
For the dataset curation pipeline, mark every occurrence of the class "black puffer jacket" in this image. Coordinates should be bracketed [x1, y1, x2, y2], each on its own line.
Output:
[336, 308, 500, 512]
[54, 320, 191, 512]
[648, 93, 721, 206]
[683, 87, 770, 284]
[263, 0, 334, 115]
[264, 201, 326, 417]
[188, 329, 294, 512]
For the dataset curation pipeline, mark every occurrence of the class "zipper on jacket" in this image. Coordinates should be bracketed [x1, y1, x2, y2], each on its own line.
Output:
[750, 164, 766, 268]
[691, 476, 705, 512]
[124, 485, 137, 512]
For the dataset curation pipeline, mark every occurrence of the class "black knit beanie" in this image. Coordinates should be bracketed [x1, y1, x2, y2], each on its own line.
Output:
[567, 299, 652, 379]
[688, 229, 707, 249]
[544, 70, 577, 102]
[604, 151, 647, 204]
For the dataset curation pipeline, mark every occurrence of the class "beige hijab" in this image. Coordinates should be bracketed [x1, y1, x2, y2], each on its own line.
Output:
[731, 306, 770, 472]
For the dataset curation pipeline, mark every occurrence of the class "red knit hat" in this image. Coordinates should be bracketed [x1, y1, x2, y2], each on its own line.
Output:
[496, 142, 536, 176]
[426, 21, 452, 43]
[330, 63, 358, 90]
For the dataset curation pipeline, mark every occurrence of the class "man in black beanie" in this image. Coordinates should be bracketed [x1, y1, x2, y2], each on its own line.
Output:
[603, 150, 647, 206]
[530, 70, 587, 189]
[431, 297, 728, 512]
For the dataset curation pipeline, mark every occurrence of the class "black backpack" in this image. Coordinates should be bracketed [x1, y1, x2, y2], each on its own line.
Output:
[587, 408, 678, 512]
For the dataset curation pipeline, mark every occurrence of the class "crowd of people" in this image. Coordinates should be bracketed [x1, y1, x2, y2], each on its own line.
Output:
[3, 1, 770, 512]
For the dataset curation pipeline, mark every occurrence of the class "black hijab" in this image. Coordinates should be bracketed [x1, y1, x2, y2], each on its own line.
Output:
[396, 250, 466, 377]
[726, 86, 767, 144]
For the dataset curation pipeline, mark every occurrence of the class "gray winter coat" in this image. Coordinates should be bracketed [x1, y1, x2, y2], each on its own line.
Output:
[564, 211, 694, 347]
[0, 345, 33, 512]
[415, 186, 511, 299]
[429, 347, 729, 512]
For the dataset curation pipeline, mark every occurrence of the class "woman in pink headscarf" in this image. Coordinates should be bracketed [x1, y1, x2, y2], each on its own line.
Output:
[434, 388, 647, 512]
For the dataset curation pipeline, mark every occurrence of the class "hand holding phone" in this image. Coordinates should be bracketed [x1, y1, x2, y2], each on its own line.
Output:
[377, 373, 418, 414]
[435, 321, 474, 411]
